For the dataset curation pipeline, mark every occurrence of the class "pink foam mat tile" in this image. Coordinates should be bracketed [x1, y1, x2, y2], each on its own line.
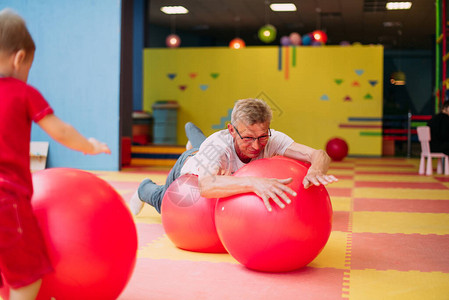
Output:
[354, 198, 449, 213]
[350, 232, 449, 272]
[332, 211, 351, 232]
[118, 258, 346, 300]
[354, 181, 448, 189]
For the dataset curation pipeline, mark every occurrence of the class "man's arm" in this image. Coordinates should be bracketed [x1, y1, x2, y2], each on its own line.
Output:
[283, 142, 338, 188]
[199, 174, 295, 212]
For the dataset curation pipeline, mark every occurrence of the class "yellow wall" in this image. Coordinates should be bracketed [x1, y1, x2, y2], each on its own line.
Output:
[143, 45, 383, 156]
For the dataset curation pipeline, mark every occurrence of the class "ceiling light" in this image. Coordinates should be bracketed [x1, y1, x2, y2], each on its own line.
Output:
[270, 3, 297, 12]
[161, 6, 189, 14]
[386, 2, 412, 10]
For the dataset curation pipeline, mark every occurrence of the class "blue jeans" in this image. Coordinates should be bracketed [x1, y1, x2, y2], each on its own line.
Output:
[137, 122, 205, 213]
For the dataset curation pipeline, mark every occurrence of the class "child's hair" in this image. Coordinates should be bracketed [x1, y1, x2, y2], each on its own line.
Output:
[0, 8, 35, 58]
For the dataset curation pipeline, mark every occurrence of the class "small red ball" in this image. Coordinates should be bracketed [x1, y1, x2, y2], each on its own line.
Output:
[326, 137, 349, 161]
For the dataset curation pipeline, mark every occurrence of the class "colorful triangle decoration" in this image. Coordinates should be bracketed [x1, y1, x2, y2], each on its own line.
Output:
[335, 79, 343, 85]
[320, 94, 329, 101]
[368, 80, 378, 87]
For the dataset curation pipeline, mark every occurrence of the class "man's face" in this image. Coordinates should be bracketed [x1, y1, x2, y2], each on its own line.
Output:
[229, 121, 271, 162]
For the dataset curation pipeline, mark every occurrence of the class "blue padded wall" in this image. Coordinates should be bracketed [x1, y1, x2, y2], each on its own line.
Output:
[2, 0, 121, 170]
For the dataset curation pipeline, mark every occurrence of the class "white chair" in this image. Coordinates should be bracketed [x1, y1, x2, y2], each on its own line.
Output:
[417, 126, 449, 175]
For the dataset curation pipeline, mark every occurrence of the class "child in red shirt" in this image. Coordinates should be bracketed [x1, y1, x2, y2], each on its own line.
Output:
[0, 9, 111, 299]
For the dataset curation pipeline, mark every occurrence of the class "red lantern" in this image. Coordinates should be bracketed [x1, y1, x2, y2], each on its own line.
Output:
[229, 38, 246, 49]
[312, 30, 328, 44]
[166, 34, 181, 48]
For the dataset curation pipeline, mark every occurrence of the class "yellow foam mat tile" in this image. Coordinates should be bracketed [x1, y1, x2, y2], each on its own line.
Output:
[352, 211, 449, 235]
[331, 197, 352, 211]
[355, 166, 417, 172]
[97, 173, 168, 183]
[353, 188, 449, 200]
[138, 234, 238, 264]
[133, 206, 162, 225]
[309, 231, 348, 270]
[348, 269, 449, 300]
[329, 169, 356, 176]
[354, 174, 439, 183]
[331, 179, 354, 188]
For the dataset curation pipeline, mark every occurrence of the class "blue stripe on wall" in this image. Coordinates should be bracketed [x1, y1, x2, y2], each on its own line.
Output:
[3, 0, 121, 171]
[348, 117, 382, 122]
[133, 0, 144, 111]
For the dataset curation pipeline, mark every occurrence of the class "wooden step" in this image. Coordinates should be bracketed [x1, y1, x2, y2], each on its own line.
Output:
[131, 144, 185, 167]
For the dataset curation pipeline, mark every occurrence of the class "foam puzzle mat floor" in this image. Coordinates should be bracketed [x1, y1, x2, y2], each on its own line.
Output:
[3, 157, 448, 300]
[91, 157, 448, 300]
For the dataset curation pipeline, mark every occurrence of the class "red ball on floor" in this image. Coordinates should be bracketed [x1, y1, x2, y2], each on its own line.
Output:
[0, 168, 138, 300]
[215, 156, 333, 272]
[161, 174, 227, 253]
[326, 137, 349, 161]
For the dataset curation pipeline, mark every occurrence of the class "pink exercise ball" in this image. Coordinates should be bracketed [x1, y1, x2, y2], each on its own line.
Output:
[0, 168, 137, 300]
[161, 174, 227, 253]
[326, 137, 349, 161]
[215, 156, 333, 272]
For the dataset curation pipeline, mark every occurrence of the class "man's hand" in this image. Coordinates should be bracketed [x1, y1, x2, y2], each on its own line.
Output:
[249, 177, 297, 212]
[302, 169, 338, 189]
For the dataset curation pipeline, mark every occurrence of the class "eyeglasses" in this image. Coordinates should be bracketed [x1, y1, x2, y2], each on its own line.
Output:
[232, 124, 271, 144]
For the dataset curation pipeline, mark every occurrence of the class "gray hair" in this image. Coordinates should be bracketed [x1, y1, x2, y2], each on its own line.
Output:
[0, 9, 35, 58]
[231, 98, 272, 126]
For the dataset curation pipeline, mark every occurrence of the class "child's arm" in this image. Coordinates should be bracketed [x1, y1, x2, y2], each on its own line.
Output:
[37, 114, 111, 155]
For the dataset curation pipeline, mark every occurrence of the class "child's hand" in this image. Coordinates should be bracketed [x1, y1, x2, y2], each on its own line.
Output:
[85, 137, 111, 155]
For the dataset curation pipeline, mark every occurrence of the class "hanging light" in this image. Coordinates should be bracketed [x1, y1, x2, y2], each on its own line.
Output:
[258, 24, 277, 43]
[165, 15, 181, 48]
[229, 38, 246, 49]
[258, 0, 277, 43]
[229, 16, 245, 49]
[166, 34, 181, 48]
[390, 71, 406, 85]
[390, 30, 405, 85]
[312, 30, 328, 44]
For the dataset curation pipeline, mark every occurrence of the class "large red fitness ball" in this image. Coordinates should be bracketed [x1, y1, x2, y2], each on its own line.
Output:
[161, 174, 227, 253]
[0, 168, 138, 300]
[215, 156, 332, 272]
[326, 137, 349, 161]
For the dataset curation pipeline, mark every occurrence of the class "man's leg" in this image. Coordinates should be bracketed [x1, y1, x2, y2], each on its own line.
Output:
[185, 122, 206, 149]
[130, 147, 199, 215]
[129, 122, 206, 215]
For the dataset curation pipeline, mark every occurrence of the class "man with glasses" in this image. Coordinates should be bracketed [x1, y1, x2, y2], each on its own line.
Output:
[130, 98, 337, 215]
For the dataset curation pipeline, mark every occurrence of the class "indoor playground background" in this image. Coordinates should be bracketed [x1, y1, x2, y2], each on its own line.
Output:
[143, 46, 383, 156]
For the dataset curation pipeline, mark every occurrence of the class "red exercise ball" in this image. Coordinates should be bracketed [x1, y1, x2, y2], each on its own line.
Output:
[161, 174, 227, 253]
[215, 156, 333, 272]
[326, 137, 349, 161]
[0, 168, 138, 300]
